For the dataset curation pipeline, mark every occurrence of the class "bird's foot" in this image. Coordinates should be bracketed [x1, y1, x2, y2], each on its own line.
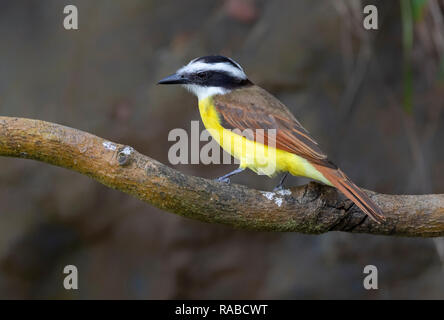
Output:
[273, 173, 288, 192]
[214, 167, 245, 184]
[215, 176, 231, 184]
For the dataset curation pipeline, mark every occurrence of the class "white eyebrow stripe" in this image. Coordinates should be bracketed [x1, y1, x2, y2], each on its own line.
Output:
[183, 84, 228, 100]
[178, 62, 247, 79]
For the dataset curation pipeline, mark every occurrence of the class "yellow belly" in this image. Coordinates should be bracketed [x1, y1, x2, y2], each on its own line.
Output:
[198, 97, 331, 184]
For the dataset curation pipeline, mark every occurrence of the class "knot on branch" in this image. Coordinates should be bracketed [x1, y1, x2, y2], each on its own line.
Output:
[117, 146, 134, 166]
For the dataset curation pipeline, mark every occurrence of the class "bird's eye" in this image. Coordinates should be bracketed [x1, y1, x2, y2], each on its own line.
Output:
[197, 72, 206, 78]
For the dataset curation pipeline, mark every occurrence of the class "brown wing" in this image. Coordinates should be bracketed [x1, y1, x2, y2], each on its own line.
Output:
[213, 85, 333, 167]
[213, 85, 385, 223]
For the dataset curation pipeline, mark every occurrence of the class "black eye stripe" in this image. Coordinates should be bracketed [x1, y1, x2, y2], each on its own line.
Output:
[193, 70, 233, 80]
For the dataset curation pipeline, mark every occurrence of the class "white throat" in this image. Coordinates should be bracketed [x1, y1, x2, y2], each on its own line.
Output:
[179, 61, 246, 80]
[183, 84, 230, 100]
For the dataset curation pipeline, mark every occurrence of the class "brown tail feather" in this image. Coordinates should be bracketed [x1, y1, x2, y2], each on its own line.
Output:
[313, 165, 386, 223]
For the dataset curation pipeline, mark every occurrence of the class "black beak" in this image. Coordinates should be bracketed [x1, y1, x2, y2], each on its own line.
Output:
[157, 73, 187, 85]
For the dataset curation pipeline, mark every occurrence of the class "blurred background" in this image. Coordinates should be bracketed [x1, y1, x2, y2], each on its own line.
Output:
[0, 0, 443, 299]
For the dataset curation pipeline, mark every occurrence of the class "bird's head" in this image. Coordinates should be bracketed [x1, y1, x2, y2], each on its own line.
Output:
[158, 55, 251, 100]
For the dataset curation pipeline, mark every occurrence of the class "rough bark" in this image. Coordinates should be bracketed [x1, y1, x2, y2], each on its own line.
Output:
[0, 116, 443, 237]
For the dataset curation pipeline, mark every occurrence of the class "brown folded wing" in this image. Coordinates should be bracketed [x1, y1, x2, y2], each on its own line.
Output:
[213, 85, 335, 168]
[212, 85, 385, 223]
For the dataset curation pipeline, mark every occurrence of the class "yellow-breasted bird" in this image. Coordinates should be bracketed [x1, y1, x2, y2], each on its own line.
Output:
[158, 55, 385, 223]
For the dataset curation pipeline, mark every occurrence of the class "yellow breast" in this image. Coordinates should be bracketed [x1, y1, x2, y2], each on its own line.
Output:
[198, 96, 330, 184]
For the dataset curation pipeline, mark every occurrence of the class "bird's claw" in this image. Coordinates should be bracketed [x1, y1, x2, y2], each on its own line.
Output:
[215, 176, 231, 184]
[273, 185, 284, 192]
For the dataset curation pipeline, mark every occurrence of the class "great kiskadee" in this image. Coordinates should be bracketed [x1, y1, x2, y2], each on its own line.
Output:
[158, 55, 385, 223]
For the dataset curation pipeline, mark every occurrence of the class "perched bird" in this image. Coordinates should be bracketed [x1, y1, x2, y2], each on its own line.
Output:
[158, 55, 385, 223]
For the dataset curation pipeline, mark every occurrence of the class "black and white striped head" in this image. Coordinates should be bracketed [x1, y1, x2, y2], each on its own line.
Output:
[158, 55, 251, 100]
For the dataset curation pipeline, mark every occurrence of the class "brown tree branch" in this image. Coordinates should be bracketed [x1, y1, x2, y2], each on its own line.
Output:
[0, 116, 443, 237]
